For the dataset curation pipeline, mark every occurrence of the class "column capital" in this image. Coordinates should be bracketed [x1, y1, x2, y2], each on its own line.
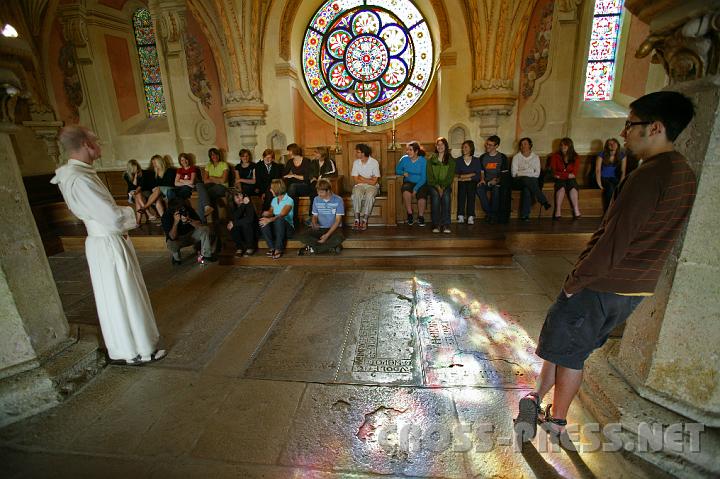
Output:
[635, 9, 720, 83]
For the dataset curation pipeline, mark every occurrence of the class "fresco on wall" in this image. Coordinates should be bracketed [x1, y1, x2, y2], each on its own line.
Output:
[520, 0, 555, 99]
[58, 44, 83, 123]
[184, 34, 212, 108]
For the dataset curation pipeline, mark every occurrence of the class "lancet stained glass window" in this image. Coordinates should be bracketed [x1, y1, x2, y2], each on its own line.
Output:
[132, 8, 166, 116]
[583, 0, 624, 101]
[302, 0, 434, 127]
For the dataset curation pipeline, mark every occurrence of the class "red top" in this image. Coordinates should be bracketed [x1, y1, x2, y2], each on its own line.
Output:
[550, 152, 580, 180]
[176, 165, 197, 182]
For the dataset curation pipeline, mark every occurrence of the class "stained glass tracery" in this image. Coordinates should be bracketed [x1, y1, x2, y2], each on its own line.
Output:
[132, 8, 166, 116]
[583, 0, 624, 101]
[302, 0, 433, 127]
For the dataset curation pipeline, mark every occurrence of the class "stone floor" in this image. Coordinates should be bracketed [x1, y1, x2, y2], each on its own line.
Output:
[0, 250, 666, 478]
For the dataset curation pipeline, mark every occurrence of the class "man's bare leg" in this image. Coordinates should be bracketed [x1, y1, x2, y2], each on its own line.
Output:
[549, 365, 583, 421]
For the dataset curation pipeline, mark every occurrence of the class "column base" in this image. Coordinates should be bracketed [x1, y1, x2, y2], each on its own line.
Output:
[580, 340, 720, 479]
[0, 334, 105, 427]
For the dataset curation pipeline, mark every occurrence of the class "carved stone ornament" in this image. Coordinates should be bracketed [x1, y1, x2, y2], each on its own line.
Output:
[557, 0, 583, 13]
[636, 11, 720, 83]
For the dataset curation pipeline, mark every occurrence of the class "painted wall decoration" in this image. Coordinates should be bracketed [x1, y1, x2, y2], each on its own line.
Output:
[132, 7, 166, 116]
[184, 34, 212, 108]
[58, 44, 83, 123]
[520, 0, 555, 99]
[302, 0, 434, 127]
[583, 0, 625, 101]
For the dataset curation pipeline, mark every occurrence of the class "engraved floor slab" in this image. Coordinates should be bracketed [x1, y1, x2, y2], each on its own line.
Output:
[244, 271, 362, 382]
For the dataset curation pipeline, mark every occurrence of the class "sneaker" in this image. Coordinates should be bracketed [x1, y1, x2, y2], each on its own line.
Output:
[353, 219, 360, 230]
[298, 246, 308, 256]
[514, 392, 542, 443]
[467, 216, 475, 225]
[457, 215, 465, 224]
[197, 255, 217, 264]
[442, 226, 451, 234]
[432, 226, 440, 233]
[171, 252, 181, 265]
[417, 216, 425, 227]
[407, 214, 414, 225]
[360, 218, 368, 231]
[234, 249, 244, 257]
[333, 245, 343, 254]
[244, 249, 255, 257]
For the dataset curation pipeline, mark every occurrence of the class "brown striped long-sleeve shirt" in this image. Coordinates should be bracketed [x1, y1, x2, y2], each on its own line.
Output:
[564, 151, 696, 295]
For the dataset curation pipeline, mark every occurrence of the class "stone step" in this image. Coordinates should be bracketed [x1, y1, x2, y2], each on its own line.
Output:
[220, 248, 513, 267]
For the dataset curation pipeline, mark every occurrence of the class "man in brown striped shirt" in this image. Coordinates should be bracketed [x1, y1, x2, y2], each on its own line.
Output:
[514, 91, 697, 444]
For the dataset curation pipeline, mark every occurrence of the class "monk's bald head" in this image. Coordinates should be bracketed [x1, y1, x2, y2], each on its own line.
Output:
[58, 125, 96, 153]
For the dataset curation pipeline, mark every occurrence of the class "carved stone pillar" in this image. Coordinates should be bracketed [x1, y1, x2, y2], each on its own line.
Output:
[0, 75, 102, 427]
[21, 121, 64, 165]
[466, 83, 516, 140]
[149, 0, 216, 155]
[223, 95, 267, 157]
[581, 5, 720, 477]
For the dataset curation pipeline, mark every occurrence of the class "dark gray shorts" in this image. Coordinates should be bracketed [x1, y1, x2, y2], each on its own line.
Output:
[536, 288, 644, 370]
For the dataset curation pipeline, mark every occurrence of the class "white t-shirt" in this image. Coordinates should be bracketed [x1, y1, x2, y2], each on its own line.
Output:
[511, 152, 541, 178]
[351, 156, 381, 179]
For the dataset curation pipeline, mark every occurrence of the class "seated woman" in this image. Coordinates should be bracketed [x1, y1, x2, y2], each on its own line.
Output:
[174, 152, 197, 199]
[124, 159, 148, 224]
[227, 189, 258, 257]
[310, 146, 338, 187]
[283, 143, 313, 227]
[298, 179, 344, 255]
[260, 179, 294, 259]
[255, 148, 283, 211]
[396, 141, 428, 226]
[146, 154, 176, 210]
[595, 138, 626, 212]
[549, 137, 582, 220]
[351, 143, 381, 231]
[511, 137, 551, 221]
[234, 149, 256, 197]
[196, 147, 229, 223]
[455, 140, 482, 224]
[426, 137, 455, 233]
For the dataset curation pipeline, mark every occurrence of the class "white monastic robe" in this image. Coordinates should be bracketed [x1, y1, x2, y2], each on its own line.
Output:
[51, 159, 160, 360]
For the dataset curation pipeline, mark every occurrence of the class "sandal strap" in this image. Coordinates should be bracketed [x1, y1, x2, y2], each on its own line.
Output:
[543, 404, 567, 426]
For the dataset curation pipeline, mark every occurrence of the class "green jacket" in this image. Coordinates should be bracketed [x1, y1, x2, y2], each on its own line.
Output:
[427, 153, 456, 188]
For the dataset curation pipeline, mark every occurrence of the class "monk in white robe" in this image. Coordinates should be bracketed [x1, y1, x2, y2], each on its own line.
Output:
[51, 126, 165, 364]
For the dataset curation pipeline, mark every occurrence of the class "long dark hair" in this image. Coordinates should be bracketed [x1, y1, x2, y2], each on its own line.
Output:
[559, 137, 577, 164]
[601, 138, 623, 165]
[435, 137, 451, 165]
[208, 147, 222, 164]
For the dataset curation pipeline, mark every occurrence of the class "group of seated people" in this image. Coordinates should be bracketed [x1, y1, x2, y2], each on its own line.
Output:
[122, 135, 627, 263]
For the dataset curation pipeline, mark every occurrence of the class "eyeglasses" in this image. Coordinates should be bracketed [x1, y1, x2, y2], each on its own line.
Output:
[624, 120, 652, 130]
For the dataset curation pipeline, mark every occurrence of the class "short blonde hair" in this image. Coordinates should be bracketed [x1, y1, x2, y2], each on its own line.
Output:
[270, 178, 286, 196]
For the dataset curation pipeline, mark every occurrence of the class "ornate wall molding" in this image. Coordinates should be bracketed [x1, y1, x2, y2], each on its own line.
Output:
[636, 10, 720, 83]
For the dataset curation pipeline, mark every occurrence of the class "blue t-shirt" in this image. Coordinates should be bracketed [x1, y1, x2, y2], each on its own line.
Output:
[271, 194, 294, 226]
[312, 193, 345, 228]
[395, 155, 427, 192]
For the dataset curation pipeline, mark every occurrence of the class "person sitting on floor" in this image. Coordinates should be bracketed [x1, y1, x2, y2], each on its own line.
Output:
[511, 137, 551, 221]
[477, 135, 508, 224]
[396, 141, 427, 226]
[298, 179, 344, 255]
[227, 189, 258, 257]
[549, 137, 582, 220]
[260, 179, 294, 260]
[161, 198, 216, 265]
[350, 143, 381, 231]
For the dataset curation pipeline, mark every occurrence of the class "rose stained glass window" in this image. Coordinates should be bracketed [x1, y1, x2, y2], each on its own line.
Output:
[302, 0, 433, 127]
[132, 8, 166, 116]
[583, 0, 624, 101]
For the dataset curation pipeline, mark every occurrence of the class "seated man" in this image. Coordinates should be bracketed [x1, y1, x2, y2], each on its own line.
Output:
[477, 135, 508, 223]
[161, 198, 216, 264]
[350, 143, 381, 231]
[298, 179, 344, 255]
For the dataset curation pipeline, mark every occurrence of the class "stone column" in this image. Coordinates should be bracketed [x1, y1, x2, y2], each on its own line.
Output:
[582, 5, 720, 477]
[149, 0, 216, 155]
[223, 95, 267, 157]
[466, 85, 516, 140]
